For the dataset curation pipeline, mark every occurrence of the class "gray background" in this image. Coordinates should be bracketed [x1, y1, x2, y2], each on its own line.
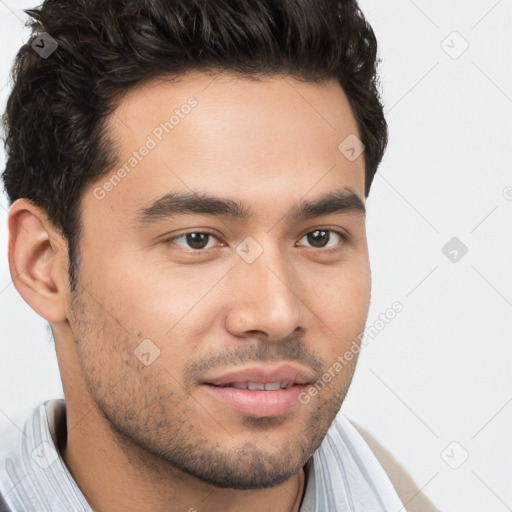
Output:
[1, 1, 511, 510]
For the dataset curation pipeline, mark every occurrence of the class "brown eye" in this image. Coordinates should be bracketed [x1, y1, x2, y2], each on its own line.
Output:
[169, 232, 218, 250]
[299, 229, 344, 250]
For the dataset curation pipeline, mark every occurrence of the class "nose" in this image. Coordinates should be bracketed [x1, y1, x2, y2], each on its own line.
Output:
[224, 241, 304, 341]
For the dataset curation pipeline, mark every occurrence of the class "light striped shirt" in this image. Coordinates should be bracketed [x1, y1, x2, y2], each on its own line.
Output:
[0, 399, 404, 511]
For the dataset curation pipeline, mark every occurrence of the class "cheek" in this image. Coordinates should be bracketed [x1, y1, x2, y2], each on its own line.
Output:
[307, 261, 371, 325]
[79, 258, 224, 379]
[83, 249, 218, 336]
[304, 268, 371, 370]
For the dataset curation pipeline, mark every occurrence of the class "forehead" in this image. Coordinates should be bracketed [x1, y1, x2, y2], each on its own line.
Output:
[85, 71, 365, 222]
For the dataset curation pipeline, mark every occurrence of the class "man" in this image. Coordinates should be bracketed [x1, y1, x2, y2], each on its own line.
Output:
[0, 0, 404, 510]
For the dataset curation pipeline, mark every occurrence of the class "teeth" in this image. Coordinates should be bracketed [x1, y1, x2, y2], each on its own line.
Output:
[247, 382, 266, 390]
[241, 381, 294, 390]
[214, 381, 296, 390]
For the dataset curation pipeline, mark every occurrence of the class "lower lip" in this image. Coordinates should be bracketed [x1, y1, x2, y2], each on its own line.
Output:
[201, 384, 308, 418]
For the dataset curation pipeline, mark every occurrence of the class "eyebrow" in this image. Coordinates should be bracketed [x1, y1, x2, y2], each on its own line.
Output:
[134, 187, 365, 226]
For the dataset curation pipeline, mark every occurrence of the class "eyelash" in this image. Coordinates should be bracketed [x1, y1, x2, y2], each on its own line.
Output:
[165, 229, 348, 254]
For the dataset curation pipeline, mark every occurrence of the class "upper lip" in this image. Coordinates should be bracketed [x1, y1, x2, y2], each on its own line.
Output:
[202, 363, 315, 386]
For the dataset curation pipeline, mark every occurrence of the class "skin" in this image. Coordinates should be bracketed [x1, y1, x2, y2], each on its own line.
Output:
[8, 71, 371, 512]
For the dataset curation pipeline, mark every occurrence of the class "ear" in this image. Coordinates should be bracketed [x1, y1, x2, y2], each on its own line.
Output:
[8, 198, 70, 323]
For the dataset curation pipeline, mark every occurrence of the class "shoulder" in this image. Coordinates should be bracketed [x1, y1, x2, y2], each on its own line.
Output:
[0, 409, 31, 512]
[0, 400, 69, 512]
[303, 413, 404, 511]
[321, 413, 401, 489]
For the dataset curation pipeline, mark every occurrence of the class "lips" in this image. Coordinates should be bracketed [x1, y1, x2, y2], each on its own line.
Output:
[201, 383, 308, 417]
[200, 364, 316, 417]
[202, 363, 314, 388]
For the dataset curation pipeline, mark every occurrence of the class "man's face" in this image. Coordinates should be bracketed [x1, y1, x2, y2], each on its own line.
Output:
[66, 72, 371, 489]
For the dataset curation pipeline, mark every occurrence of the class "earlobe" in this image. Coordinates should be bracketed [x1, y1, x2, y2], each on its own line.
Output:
[8, 199, 69, 324]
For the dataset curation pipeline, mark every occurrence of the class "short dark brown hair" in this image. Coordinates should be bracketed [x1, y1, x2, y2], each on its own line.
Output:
[1, 0, 387, 290]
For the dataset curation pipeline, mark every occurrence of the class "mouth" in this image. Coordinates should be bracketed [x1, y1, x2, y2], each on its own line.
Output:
[202, 363, 314, 387]
[200, 364, 314, 418]
[201, 382, 309, 418]
[206, 381, 296, 390]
